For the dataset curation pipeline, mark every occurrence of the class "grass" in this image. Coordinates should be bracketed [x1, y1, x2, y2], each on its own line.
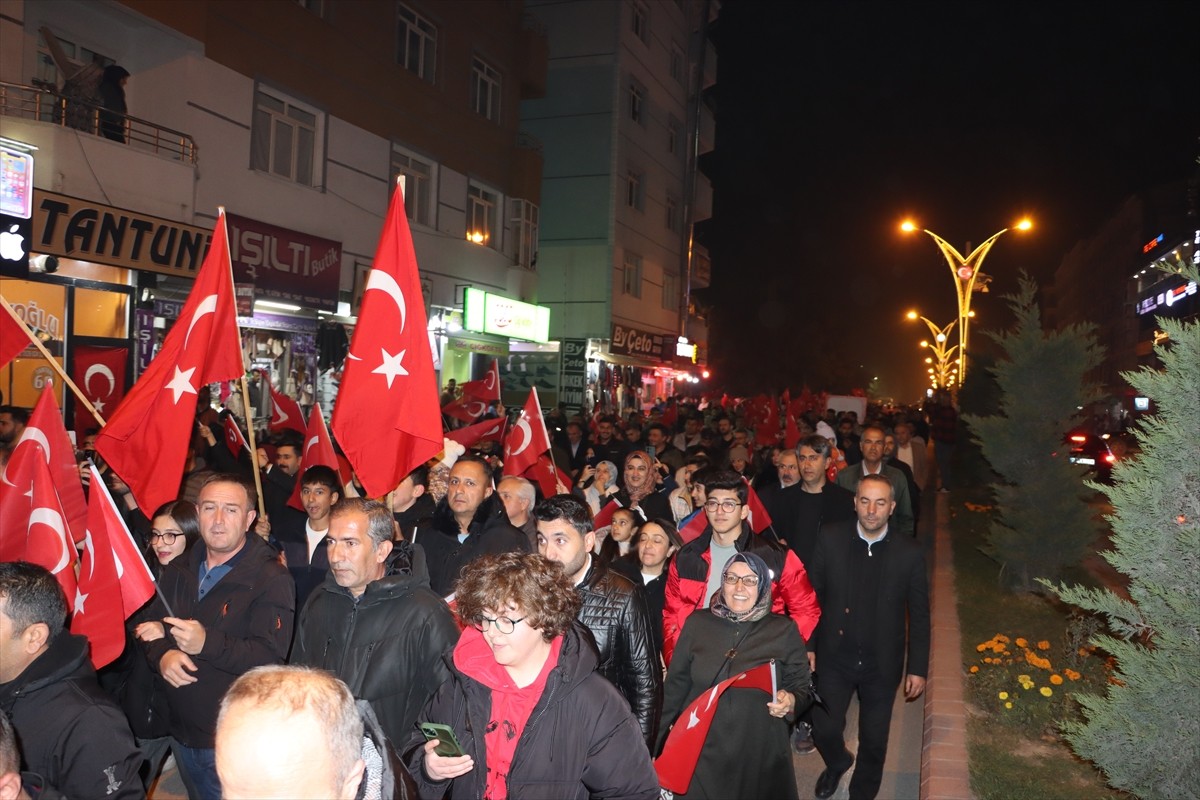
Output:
[947, 485, 1129, 800]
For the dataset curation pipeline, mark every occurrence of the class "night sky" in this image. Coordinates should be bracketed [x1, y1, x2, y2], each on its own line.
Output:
[705, 1, 1200, 402]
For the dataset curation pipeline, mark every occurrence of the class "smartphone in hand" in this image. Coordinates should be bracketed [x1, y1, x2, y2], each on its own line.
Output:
[420, 723, 465, 757]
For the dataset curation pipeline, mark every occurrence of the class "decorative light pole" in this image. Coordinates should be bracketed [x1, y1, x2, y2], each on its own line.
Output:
[906, 311, 958, 390]
[900, 218, 1032, 382]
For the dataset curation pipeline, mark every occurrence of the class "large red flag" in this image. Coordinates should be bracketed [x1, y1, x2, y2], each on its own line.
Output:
[0, 454, 79, 601]
[524, 453, 570, 499]
[445, 416, 507, 449]
[94, 211, 244, 514]
[459, 359, 501, 403]
[224, 414, 250, 457]
[267, 380, 306, 435]
[592, 496, 623, 530]
[72, 344, 127, 432]
[442, 396, 487, 424]
[288, 403, 340, 510]
[784, 413, 802, 450]
[655, 660, 776, 793]
[0, 296, 33, 368]
[73, 468, 126, 668]
[86, 465, 156, 616]
[502, 389, 551, 478]
[332, 182, 442, 498]
[16, 385, 89, 545]
[756, 396, 780, 447]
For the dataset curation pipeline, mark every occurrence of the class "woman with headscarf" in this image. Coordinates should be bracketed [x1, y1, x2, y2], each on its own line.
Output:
[656, 551, 812, 799]
[578, 459, 619, 516]
[605, 450, 673, 522]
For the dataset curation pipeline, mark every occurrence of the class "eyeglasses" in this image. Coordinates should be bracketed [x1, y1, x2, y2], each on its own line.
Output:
[150, 531, 181, 544]
[704, 499, 742, 513]
[471, 615, 527, 634]
[722, 573, 759, 587]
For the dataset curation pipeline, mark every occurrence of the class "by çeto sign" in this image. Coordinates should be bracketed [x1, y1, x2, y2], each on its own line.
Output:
[610, 323, 665, 359]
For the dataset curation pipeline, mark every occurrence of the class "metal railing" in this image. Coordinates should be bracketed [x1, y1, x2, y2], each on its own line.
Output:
[516, 131, 543, 155]
[0, 80, 198, 164]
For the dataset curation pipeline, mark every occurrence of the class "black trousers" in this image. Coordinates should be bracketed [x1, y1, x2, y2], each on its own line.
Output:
[810, 663, 899, 800]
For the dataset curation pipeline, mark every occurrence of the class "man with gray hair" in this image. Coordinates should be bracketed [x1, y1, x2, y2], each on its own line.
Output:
[292, 498, 459, 749]
[216, 665, 367, 799]
[496, 475, 538, 548]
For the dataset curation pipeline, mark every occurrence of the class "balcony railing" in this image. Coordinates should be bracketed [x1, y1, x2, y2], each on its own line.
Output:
[0, 80, 198, 165]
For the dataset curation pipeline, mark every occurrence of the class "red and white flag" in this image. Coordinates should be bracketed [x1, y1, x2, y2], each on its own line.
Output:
[679, 509, 708, 544]
[0, 454, 79, 601]
[72, 344, 127, 430]
[0, 295, 33, 369]
[288, 403, 341, 510]
[655, 660, 777, 793]
[94, 211, 244, 513]
[445, 416, 507, 449]
[332, 181, 442, 498]
[442, 396, 488, 424]
[224, 414, 250, 457]
[267, 379, 306, 435]
[744, 478, 774, 535]
[459, 359, 501, 403]
[502, 388, 551, 479]
[784, 413, 802, 450]
[524, 452, 570, 499]
[592, 496, 623, 531]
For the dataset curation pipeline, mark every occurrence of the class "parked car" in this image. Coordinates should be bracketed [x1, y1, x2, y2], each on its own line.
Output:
[1063, 429, 1118, 483]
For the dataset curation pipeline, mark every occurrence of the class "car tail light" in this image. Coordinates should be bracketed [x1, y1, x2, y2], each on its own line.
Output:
[1104, 454, 1116, 464]
[1069, 435, 1087, 443]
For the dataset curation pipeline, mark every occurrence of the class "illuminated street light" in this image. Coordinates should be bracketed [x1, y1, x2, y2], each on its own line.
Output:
[906, 310, 958, 389]
[900, 218, 1032, 382]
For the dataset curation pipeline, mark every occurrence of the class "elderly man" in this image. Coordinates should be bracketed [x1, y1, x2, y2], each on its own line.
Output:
[292, 498, 459, 747]
[496, 475, 538, 548]
[535, 494, 661, 749]
[0, 563, 142, 800]
[141, 473, 295, 799]
[834, 425, 915, 537]
[416, 455, 530, 597]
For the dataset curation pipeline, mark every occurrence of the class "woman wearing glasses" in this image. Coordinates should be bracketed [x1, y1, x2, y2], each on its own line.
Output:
[406, 551, 659, 800]
[656, 551, 813, 799]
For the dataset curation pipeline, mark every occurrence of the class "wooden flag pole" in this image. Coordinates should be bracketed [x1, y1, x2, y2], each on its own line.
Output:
[238, 373, 268, 526]
[1, 293, 106, 427]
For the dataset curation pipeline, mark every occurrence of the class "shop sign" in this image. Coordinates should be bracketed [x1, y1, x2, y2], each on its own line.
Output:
[0, 212, 31, 278]
[560, 338, 588, 414]
[32, 190, 211, 278]
[237, 311, 318, 335]
[135, 309, 155, 374]
[227, 214, 341, 312]
[235, 284, 256, 316]
[0, 144, 34, 219]
[446, 336, 509, 357]
[610, 323, 665, 360]
[463, 287, 550, 343]
[1136, 277, 1197, 316]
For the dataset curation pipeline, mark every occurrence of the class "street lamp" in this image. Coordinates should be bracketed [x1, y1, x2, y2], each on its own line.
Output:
[900, 218, 1032, 382]
[906, 311, 958, 390]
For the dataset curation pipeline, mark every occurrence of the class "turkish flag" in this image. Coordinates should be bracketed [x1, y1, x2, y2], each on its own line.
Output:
[592, 497, 623, 530]
[459, 359, 501, 403]
[287, 403, 340, 511]
[679, 510, 707, 544]
[502, 389, 551, 479]
[445, 416, 507, 449]
[94, 210, 244, 514]
[0, 296, 32, 368]
[756, 397, 779, 447]
[332, 182, 442, 499]
[655, 660, 776, 793]
[8, 385, 89, 545]
[72, 344, 127, 433]
[784, 413, 802, 450]
[442, 396, 487, 423]
[224, 414, 250, 457]
[744, 478, 773, 535]
[267, 380, 306, 435]
[0, 453, 80, 602]
[523, 452, 569, 499]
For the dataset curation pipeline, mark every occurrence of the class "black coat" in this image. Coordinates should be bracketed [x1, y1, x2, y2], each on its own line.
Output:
[657, 612, 810, 800]
[608, 486, 674, 524]
[415, 493, 530, 597]
[404, 623, 659, 800]
[0, 633, 143, 800]
[144, 533, 295, 747]
[807, 520, 930, 686]
[292, 544, 461, 747]
[575, 558, 662, 748]
[394, 493, 437, 541]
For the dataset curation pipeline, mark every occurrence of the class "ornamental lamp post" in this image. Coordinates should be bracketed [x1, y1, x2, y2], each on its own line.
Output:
[906, 311, 958, 390]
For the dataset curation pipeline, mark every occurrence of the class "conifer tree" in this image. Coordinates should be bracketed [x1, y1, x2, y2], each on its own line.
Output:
[961, 273, 1104, 591]
[1045, 263, 1200, 799]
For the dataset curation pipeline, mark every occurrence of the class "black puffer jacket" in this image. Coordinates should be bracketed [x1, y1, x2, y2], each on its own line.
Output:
[403, 623, 659, 800]
[0, 633, 143, 800]
[576, 558, 661, 748]
[416, 494, 530, 596]
[292, 543, 461, 747]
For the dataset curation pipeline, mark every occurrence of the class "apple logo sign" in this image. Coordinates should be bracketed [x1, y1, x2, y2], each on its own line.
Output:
[0, 224, 27, 262]
[0, 214, 32, 276]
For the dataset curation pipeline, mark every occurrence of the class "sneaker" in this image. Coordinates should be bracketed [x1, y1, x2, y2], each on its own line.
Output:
[791, 722, 815, 755]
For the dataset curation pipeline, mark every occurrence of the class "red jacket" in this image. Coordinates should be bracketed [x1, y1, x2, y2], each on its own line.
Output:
[661, 523, 820, 664]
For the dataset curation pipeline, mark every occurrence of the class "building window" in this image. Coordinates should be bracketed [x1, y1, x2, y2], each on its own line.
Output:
[626, 170, 644, 211]
[390, 146, 435, 226]
[467, 183, 499, 249]
[624, 252, 643, 298]
[665, 196, 679, 232]
[631, 0, 650, 44]
[397, 3, 437, 82]
[511, 199, 539, 270]
[251, 87, 322, 187]
[663, 271, 680, 310]
[471, 56, 502, 122]
[670, 42, 685, 84]
[667, 116, 681, 155]
[629, 81, 647, 125]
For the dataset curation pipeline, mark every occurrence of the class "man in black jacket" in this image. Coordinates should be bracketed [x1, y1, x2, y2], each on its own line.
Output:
[808, 474, 930, 800]
[143, 473, 295, 800]
[292, 498, 459, 747]
[0, 562, 142, 800]
[534, 494, 661, 749]
[391, 464, 435, 541]
[415, 456, 530, 597]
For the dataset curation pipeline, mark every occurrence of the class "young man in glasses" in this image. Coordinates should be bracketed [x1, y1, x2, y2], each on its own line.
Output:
[661, 470, 821, 665]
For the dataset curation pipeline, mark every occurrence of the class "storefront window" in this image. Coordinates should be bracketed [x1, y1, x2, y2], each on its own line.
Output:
[74, 286, 128, 338]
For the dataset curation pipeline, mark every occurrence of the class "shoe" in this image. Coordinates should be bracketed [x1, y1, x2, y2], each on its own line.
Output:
[814, 759, 852, 800]
[792, 722, 815, 755]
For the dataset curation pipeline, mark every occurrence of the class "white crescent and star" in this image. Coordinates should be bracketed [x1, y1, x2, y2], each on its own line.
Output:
[165, 366, 198, 404]
[509, 417, 533, 456]
[304, 435, 320, 457]
[183, 295, 218, 350]
[465, 401, 485, 418]
[84, 364, 116, 399]
[358, 270, 410, 387]
[483, 370, 497, 391]
[29, 506, 71, 574]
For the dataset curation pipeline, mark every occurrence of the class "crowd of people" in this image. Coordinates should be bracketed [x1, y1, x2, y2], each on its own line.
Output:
[0, 390, 941, 799]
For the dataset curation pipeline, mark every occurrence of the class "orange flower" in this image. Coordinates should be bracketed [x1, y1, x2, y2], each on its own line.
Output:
[1050, 674, 1063, 685]
[1015, 637, 1028, 648]
[1037, 640, 1051, 650]
[969, 665, 979, 674]
[1064, 669, 1081, 681]
[976, 643, 988, 652]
